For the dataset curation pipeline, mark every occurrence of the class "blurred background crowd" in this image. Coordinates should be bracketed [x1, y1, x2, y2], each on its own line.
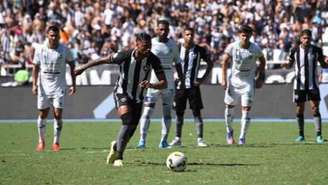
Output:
[0, 0, 328, 75]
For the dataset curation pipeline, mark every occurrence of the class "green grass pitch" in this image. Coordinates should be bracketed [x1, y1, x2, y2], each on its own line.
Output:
[0, 121, 327, 185]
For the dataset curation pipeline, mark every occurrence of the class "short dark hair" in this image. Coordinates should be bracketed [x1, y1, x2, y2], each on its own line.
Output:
[47, 21, 60, 33]
[135, 32, 151, 42]
[239, 25, 253, 34]
[158, 19, 169, 27]
[300, 29, 312, 37]
[184, 27, 194, 34]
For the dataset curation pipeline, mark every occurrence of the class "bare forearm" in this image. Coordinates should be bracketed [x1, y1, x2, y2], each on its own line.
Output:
[151, 80, 167, 89]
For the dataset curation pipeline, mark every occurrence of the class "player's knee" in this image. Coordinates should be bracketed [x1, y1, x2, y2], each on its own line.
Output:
[54, 119, 63, 130]
[312, 107, 321, 117]
[120, 112, 135, 126]
[192, 109, 201, 117]
[37, 117, 46, 128]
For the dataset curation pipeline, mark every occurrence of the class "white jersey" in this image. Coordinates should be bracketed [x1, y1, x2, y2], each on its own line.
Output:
[33, 41, 73, 97]
[225, 41, 263, 89]
[149, 37, 179, 90]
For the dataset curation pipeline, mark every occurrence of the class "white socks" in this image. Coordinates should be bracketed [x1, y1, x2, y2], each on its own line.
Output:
[240, 110, 251, 139]
[224, 107, 234, 133]
[37, 117, 46, 143]
[53, 119, 63, 144]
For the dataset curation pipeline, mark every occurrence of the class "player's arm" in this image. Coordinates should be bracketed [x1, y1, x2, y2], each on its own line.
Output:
[220, 53, 231, 89]
[31, 63, 39, 96]
[255, 55, 266, 88]
[281, 48, 296, 69]
[140, 56, 167, 90]
[31, 47, 39, 96]
[317, 47, 328, 68]
[74, 55, 112, 76]
[67, 60, 76, 95]
[195, 48, 213, 86]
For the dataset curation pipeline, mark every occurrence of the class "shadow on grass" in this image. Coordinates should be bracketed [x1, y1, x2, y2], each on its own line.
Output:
[134, 160, 260, 167]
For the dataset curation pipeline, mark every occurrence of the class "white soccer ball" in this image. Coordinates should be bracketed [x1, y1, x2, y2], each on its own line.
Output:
[166, 151, 187, 172]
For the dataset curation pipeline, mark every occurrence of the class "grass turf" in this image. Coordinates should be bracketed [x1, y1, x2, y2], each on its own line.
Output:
[0, 121, 327, 185]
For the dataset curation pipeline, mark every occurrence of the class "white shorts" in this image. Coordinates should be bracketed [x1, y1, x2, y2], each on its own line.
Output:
[224, 84, 254, 107]
[144, 88, 175, 107]
[37, 94, 65, 110]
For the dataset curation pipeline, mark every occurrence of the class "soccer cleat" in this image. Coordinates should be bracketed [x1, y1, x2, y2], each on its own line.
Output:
[106, 141, 118, 164]
[113, 159, 123, 167]
[158, 140, 170, 149]
[295, 136, 305, 142]
[197, 138, 208, 147]
[316, 136, 324, 144]
[136, 139, 146, 149]
[169, 138, 182, 147]
[238, 138, 246, 145]
[226, 131, 235, 145]
[52, 143, 60, 152]
[35, 142, 45, 152]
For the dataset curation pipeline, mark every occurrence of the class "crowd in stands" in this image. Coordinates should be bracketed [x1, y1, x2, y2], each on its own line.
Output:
[0, 0, 328, 74]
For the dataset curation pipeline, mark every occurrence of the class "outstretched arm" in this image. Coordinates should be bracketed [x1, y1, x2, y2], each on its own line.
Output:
[75, 55, 112, 76]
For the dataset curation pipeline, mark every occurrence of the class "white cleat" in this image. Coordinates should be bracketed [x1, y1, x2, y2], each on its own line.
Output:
[169, 138, 182, 147]
[197, 138, 208, 147]
[106, 141, 117, 164]
[113, 159, 123, 167]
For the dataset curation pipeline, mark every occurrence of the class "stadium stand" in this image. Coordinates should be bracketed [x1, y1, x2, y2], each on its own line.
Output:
[0, 0, 327, 85]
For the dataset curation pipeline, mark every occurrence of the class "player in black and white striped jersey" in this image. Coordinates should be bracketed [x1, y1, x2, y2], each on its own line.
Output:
[283, 29, 328, 143]
[75, 33, 167, 167]
[169, 27, 213, 147]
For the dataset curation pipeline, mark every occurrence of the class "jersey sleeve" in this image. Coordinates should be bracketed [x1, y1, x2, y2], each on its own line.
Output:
[111, 50, 130, 65]
[254, 44, 264, 58]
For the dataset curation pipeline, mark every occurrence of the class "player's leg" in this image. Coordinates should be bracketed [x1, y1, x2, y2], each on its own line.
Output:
[159, 89, 174, 148]
[189, 87, 207, 147]
[309, 89, 323, 143]
[239, 106, 251, 145]
[224, 85, 237, 144]
[170, 89, 186, 146]
[110, 102, 142, 166]
[35, 95, 50, 152]
[52, 96, 64, 152]
[239, 90, 254, 145]
[137, 90, 158, 148]
[294, 90, 306, 142]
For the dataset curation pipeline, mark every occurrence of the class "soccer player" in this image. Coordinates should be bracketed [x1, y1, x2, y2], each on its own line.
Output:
[220, 25, 266, 145]
[282, 29, 328, 143]
[169, 27, 213, 147]
[75, 33, 167, 167]
[136, 20, 179, 149]
[32, 22, 76, 152]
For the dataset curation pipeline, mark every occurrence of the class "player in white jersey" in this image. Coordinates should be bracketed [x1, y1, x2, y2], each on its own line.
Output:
[221, 25, 266, 145]
[136, 20, 179, 149]
[32, 22, 76, 152]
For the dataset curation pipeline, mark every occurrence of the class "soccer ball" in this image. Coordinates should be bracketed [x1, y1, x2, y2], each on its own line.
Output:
[166, 151, 187, 172]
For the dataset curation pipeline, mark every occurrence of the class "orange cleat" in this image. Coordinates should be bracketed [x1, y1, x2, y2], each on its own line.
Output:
[36, 142, 45, 152]
[52, 143, 60, 152]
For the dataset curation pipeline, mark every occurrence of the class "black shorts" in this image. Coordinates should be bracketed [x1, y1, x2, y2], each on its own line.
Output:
[293, 89, 321, 103]
[114, 93, 143, 120]
[174, 86, 203, 112]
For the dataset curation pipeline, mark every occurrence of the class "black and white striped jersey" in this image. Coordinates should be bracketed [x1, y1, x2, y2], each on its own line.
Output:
[111, 49, 164, 102]
[176, 44, 211, 89]
[289, 45, 325, 91]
